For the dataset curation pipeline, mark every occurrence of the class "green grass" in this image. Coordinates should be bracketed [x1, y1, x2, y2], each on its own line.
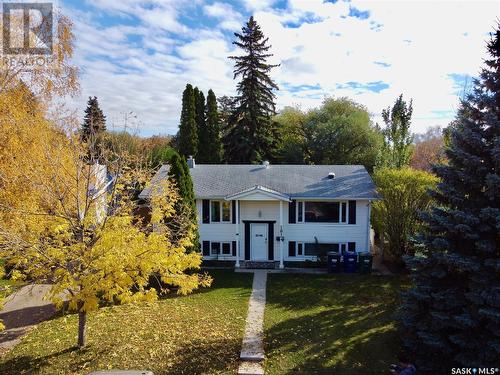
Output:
[264, 274, 407, 375]
[0, 270, 253, 375]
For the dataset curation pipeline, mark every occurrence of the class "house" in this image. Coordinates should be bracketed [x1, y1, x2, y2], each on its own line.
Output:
[140, 157, 378, 268]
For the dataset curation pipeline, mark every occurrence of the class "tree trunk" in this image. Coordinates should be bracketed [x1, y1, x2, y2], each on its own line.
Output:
[78, 311, 87, 347]
[380, 231, 385, 262]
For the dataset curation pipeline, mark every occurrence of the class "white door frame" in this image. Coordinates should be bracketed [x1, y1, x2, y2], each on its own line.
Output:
[250, 223, 268, 261]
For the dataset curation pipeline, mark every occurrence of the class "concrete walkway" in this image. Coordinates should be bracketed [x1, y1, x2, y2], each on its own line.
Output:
[0, 284, 56, 354]
[238, 270, 267, 375]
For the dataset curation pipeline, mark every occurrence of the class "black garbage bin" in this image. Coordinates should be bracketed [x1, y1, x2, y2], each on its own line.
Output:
[327, 252, 342, 273]
[358, 252, 373, 274]
[343, 252, 358, 273]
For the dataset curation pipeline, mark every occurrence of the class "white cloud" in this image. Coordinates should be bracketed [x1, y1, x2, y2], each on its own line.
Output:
[63, 0, 499, 136]
[241, 0, 278, 12]
[203, 2, 244, 31]
[253, 0, 498, 132]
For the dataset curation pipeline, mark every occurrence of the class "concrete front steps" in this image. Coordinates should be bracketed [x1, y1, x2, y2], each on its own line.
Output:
[238, 360, 265, 375]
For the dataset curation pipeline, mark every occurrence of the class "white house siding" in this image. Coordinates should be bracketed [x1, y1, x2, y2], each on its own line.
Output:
[197, 199, 371, 262]
[283, 199, 370, 261]
[196, 199, 236, 260]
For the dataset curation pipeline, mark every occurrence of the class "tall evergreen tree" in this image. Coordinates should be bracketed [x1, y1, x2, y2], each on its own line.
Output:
[224, 16, 280, 164]
[178, 84, 198, 158]
[205, 89, 222, 163]
[82, 96, 106, 138]
[168, 153, 199, 252]
[217, 95, 236, 134]
[399, 29, 500, 372]
[81, 96, 106, 161]
[194, 87, 209, 162]
[377, 94, 414, 168]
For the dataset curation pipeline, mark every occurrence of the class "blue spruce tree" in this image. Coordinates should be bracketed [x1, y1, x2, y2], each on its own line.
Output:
[399, 28, 500, 372]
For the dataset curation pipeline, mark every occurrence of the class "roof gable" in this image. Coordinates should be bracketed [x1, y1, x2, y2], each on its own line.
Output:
[226, 185, 291, 201]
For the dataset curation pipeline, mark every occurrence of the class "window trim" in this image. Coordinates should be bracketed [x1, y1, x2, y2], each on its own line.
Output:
[209, 241, 233, 256]
[209, 200, 232, 223]
[296, 200, 349, 224]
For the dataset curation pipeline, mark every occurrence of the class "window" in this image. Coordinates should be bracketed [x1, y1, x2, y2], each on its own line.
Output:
[305, 202, 339, 222]
[222, 242, 231, 255]
[297, 201, 349, 223]
[211, 242, 220, 255]
[211, 201, 220, 222]
[297, 243, 303, 256]
[222, 201, 231, 222]
[298, 201, 303, 222]
[210, 200, 231, 223]
[305, 243, 336, 256]
[340, 243, 346, 253]
[304, 243, 349, 256]
[208, 241, 232, 256]
[341, 202, 347, 223]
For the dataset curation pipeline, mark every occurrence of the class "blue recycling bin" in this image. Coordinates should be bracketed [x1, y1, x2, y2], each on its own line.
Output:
[327, 252, 342, 273]
[343, 252, 358, 273]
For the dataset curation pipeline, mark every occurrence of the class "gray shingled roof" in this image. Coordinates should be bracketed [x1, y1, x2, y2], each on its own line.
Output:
[140, 164, 378, 200]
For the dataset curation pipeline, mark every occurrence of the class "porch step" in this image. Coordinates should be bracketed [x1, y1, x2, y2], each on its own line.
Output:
[238, 361, 264, 375]
[243, 261, 277, 269]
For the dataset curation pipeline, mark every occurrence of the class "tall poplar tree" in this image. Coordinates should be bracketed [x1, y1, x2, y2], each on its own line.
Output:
[224, 16, 280, 164]
[194, 88, 209, 162]
[205, 89, 222, 163]
[399, 29, 500, 372]
[178, 84, 198, 158]
[377, 94, 414, 168]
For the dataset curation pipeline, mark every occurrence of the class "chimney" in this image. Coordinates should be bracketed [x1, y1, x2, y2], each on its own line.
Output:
[187, 156, 195, 169]
[328, 172, 335, 180]
[262, 160, 270, 169]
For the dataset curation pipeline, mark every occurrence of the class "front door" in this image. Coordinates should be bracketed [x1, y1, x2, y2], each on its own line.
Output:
[250, 223, 268, 261]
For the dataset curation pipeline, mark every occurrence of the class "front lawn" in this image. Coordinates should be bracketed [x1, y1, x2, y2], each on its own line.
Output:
[0, 270, 253, 375]
[264, 274, 407, 375]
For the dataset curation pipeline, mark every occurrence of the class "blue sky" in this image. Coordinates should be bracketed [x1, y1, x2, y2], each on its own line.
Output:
[62, 0, 499, 136]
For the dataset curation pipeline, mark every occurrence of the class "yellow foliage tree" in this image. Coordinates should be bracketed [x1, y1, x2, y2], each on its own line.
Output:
[0, 13, 210, 346]
[371, 167, 439, 262]
[0, 87, 211, 346]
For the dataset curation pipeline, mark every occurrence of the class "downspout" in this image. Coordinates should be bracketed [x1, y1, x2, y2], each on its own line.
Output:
[366, 200, 372, 253]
